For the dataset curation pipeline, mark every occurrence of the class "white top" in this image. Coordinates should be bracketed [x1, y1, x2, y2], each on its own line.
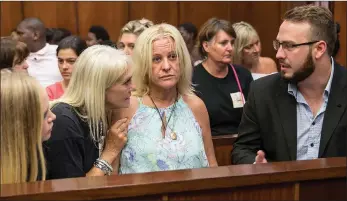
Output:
[27, 43, 62, 87]
[252, 72, 277, 80]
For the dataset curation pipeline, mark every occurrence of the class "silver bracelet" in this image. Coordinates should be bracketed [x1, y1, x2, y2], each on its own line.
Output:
[94, 158, 113, 175]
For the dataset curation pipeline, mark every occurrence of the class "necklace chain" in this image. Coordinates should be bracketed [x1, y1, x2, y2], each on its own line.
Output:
[149, 93, 178, 139]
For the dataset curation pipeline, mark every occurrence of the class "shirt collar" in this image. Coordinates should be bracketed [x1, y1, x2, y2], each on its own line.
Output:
[288, 57, 334, 97]
[30, 43, 50, 56]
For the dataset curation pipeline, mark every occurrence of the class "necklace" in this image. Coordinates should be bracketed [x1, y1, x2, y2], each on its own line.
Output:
[149, 93, 178, 140]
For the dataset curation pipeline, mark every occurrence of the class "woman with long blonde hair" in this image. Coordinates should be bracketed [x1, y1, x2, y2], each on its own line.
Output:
[44, 45, 133, 179]
[232, 21, 278, 80]
[113, 23, 217, 174]
[1, 72, 55, 184]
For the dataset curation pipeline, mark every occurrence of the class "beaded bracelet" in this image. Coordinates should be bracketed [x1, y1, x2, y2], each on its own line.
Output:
[94, 158, 113, 175]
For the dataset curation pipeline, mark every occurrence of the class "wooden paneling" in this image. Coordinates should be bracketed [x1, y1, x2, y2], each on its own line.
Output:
[300, 179, 347, 200]
[23, 2, 78, 34]
[1, 158, 346, 200]
[129, 2, 178, 26]
[233, 2, 282, 62]
[228, 2, 249, 23]
[0, 1, 23, 36]
[168, 183, 296, 200]
[333, 1, 347, 67]
[279, 1, 308, 19]
[77, 2, 128, 42]
[1, 1, 314, 51]
[179, 2, 230, 30]
[213, 134, 238, 166]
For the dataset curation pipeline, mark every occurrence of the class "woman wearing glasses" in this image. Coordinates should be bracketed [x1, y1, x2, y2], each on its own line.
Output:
[232, 22, 278, 80]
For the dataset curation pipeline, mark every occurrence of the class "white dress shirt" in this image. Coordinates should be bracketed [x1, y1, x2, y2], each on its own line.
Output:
[27, 43, 63, 87]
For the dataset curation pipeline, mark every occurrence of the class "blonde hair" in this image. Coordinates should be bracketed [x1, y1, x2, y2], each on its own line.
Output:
[132, 23, 194, 97]
[1, 72, 46, 184]
[52, 45, 131, 143]
[232, 21, 260, 65]
[119, 18, 154, 39]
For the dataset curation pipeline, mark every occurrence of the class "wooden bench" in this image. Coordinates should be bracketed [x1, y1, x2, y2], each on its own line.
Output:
[1, 157, 345, 201]
[212, 134, 238, 166]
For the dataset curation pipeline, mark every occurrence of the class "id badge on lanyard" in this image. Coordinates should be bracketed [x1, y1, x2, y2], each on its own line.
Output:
[230, 64, 245, 108]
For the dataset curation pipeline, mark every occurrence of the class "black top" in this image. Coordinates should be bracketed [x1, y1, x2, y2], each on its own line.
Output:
[192, 63, 253, 136]
[44, 103, 99, 180]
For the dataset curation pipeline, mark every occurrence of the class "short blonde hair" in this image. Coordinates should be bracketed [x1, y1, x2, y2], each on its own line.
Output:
[53, 45, 131, 143]
[132, 23, 194, 97]
[232, 21, 260, 64]
[1, 72, 46, 184]
[119, 18, 154, 39]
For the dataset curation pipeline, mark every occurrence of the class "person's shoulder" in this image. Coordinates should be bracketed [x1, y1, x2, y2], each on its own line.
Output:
[46, 82, 60, 90]
[193, 62, 204, 72]
[251, 72, 282, 92]
[46, 44, 58, 57]
[232, 64, 253, 80]
[260, 57, 278, 73]
[47, 44, 58, 51]
[182, 94, 206, 111]
[334, 62, 347, 83]
[51, 102, 77, 119]
[192, 63, 205, 82]
[261, 57, 276, 65]
[335, 62, 347, 73]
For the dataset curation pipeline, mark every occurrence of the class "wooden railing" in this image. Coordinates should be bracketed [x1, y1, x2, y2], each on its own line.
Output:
[212, 134, 238, 166]
[1, 157, 346, 201]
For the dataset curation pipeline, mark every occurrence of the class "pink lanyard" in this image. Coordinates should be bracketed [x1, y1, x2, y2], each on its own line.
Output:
[230, 64, 245, 104]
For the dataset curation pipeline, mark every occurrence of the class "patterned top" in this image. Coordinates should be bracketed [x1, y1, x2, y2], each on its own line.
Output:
[119, 96, 209, 174]
[288, 57, 334, 160]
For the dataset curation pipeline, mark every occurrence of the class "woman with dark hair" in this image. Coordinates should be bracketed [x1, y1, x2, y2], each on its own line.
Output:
[46, 36, 87, 100]
[47, 28, 72, 45]
[0, 37, 29, 73]
[86, 25, 110, 47]
[178, 22, 202, 66]
[192, 18, 253, 136]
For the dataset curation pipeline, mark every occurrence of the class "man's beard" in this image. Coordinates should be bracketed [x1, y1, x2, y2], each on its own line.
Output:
[281, 52, 315, 84]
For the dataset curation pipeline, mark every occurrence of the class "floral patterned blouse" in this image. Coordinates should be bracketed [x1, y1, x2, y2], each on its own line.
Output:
[119, 96, 209, 174]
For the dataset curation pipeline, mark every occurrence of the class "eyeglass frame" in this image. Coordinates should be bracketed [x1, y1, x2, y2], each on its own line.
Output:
[273, 40, 319, 51]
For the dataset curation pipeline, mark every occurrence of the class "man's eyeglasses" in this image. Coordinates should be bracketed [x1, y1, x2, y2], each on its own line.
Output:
[273, 40, 319, 51]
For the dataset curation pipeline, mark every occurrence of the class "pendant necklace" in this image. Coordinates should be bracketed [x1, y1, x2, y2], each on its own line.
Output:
[149, 93, 178, 140]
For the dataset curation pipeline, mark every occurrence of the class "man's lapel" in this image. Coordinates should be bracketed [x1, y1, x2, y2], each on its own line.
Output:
[319, 63, 347, 156]
[274, 79, 298, 160]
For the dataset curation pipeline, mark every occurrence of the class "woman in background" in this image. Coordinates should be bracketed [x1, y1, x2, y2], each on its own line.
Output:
[46, 36, 87, 100]
[0, 37, 29, 72]
[193, 18, 253, 136]
[117, 18, 154, 55]
[178, 22, 203, 66]
[232, 21, 277, 80]
[1, 72, 56, 184]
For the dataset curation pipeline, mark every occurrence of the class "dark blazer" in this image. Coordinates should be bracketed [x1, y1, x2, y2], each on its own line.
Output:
[232, 62, 347, 164]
